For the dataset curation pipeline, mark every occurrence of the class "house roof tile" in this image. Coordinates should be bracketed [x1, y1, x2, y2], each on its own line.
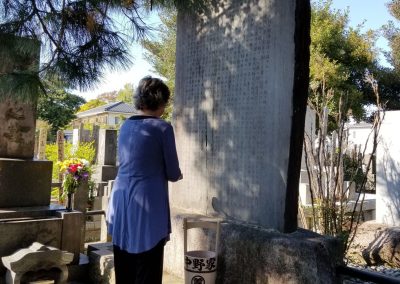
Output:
[76, 101, 137, 117]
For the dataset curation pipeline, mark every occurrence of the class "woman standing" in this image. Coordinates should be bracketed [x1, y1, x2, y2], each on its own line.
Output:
[107, 76, 182, 284]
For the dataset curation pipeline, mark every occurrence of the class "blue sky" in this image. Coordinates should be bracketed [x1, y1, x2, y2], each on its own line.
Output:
[75, 1, 396, 100]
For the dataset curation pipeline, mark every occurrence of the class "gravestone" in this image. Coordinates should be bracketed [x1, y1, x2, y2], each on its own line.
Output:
[0, 36, 85, 280]
[165, 1, 343, 282]
[92, 125, 100, 165]
[171, 0, 309, 231]
[0, 36, 52, 208]
[92, 129, 118, 185]
[37, 128, 47, 160]
[96, 129, 117, 166]
[91, 130, 118, 241]
[56, 130, 65, 162]
[0, 35, 40, 159]
[72, 124, 90, 149]
[56, 130, 65, 189]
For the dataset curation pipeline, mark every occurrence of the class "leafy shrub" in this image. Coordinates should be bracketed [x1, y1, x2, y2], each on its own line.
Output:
[45, 142, 96, 180]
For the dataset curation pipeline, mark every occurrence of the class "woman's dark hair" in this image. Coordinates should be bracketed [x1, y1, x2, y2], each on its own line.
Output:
[134, 76, 170, 111]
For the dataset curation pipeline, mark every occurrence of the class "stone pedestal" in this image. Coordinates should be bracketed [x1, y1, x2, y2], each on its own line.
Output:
[87, 244, 115, 284]
[0, 210, 62, 276]
[72, 182, 89, 213]
[1, 242, 73, 284]
[164, 209, 343, 283]
[0, 206, 84, 276]
[56, 211, 85, 264]
[0, 159, 52, 208]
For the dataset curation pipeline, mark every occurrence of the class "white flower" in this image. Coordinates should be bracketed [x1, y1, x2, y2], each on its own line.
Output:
[80, 159, 90, 167]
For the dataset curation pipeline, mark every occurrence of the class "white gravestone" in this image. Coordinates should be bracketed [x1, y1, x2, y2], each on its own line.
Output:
[376, 110, 400, 226]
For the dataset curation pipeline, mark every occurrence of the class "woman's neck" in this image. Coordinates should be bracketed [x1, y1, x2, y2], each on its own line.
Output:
[138, 105, 165, 118]
[137, 109, 160, 117]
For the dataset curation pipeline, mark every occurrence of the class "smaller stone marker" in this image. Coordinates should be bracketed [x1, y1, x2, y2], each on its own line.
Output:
[37, 127, 47, 160]
[56, 130, 65, 162]
[1, 242, 74, 284]
[92, 125, 100, 162]
[96, 129, 117, 166]
[57, 130, 65, 188]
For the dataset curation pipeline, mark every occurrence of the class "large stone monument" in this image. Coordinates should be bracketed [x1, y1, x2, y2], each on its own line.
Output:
[0, 36, 52, 208]
[171, 0, 310, 231]
[165, 1, 343, 282]
[0, 35, 85, 281]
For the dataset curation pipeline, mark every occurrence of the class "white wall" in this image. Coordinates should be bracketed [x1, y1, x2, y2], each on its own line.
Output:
[376, 111, 400, 226]
[107, 113, 131, 126]
[347, 123, 374, 154]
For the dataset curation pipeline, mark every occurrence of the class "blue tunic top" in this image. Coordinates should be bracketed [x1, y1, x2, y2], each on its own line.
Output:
[106, 116, 182, 253]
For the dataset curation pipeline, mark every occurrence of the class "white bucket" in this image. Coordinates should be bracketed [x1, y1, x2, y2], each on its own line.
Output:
[184, 250, 217, 284]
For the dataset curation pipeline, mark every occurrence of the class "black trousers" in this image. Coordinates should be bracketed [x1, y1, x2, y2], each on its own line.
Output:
[113, 239, 165, 284]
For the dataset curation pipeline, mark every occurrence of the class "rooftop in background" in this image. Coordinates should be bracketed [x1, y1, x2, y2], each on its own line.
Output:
[76, 101, 137, 118]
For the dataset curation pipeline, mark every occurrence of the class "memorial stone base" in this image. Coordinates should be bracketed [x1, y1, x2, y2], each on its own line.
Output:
[0, 206, 84, 276]
[0, 158, 52, 208]
[87, 242, 115, 284]
[164, 208, 343, 284]
[1, 242, 73, 284]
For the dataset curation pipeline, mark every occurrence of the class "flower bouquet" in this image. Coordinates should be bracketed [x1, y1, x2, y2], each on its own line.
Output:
[57, 158, 91, 210]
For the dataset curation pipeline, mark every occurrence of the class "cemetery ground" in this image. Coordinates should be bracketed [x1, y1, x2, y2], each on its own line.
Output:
[2, 1, 400, 283]
[19, 114, 400, 283]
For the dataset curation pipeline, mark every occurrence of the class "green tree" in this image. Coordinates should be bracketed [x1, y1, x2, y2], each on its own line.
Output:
[375, 0, 400, 110]
[78, 98, 107, 112]
[385, 0, 400, 70]
[97, 91, 118, 103]
[37, 80, 85, 136]
[310, 1, 377, 123]
[117, 83, 135, 103]
[141, 10, 176, 120]
[0, 0, 210, 94]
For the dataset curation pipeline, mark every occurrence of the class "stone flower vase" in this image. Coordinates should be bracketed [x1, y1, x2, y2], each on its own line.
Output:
[66, 190, 76, 212]
[65, 181, 88, 212]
